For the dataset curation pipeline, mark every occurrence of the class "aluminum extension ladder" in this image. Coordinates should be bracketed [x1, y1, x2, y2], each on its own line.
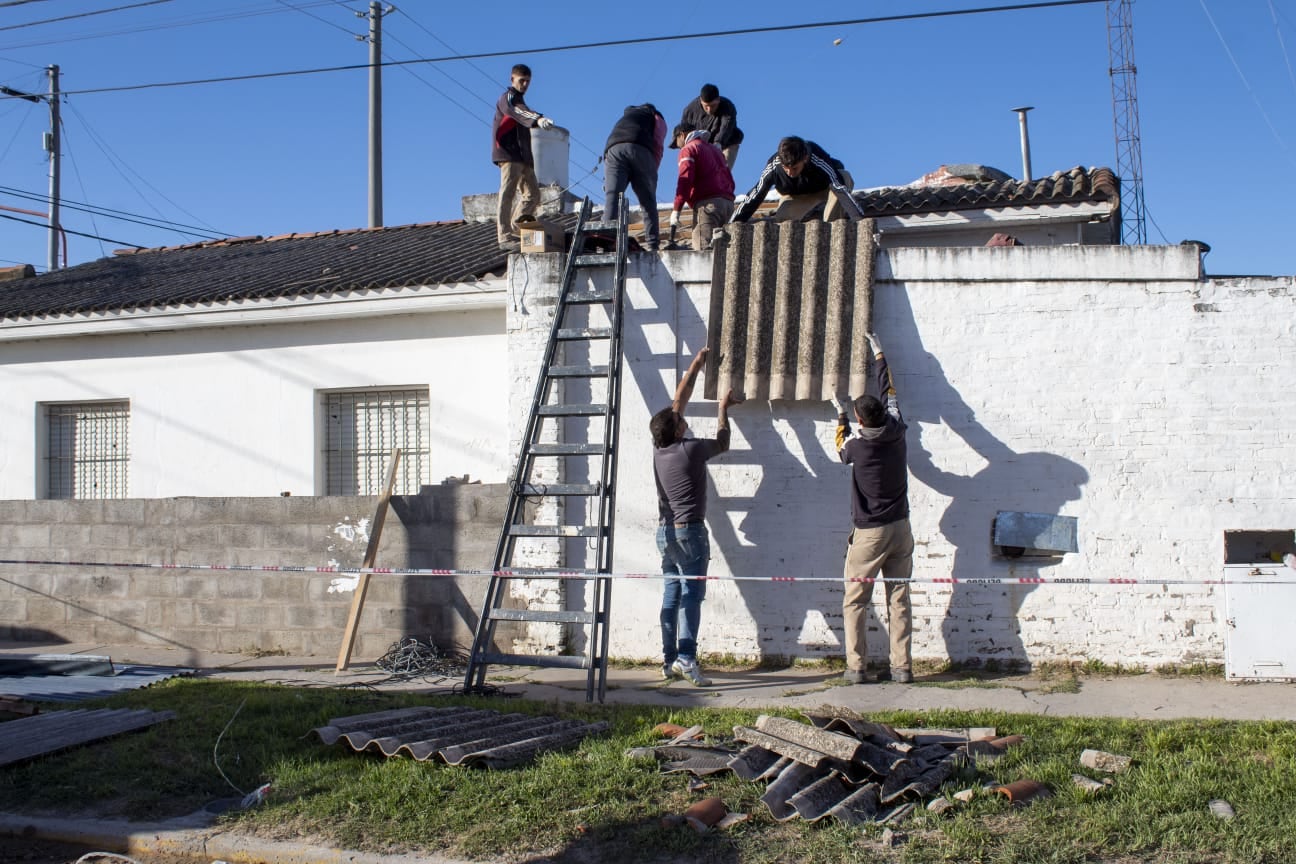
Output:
[463, 196, 631, 703]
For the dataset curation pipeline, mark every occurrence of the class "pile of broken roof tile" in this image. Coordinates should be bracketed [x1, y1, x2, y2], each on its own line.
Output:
[637, 714, 1022, 827]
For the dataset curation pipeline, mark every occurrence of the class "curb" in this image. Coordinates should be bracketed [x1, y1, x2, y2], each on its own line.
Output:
[0, 812, 462, 864]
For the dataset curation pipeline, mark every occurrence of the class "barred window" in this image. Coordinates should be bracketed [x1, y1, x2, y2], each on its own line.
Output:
[322, 388, 429, 495]
[44, 400, 130, 499]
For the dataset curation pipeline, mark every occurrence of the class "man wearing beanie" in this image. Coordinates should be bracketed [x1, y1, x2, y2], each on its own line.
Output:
[668, 121, 735, 251]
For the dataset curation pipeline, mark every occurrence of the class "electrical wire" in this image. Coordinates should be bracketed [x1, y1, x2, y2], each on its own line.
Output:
[1198, 0, 1296, 167]
[0, 0, 175, 33]
[0, 210, 143, 247]
[213, 696, 249, 797]
[65, 101, 225, 234]
[1267, 0, 1296, 101]
[0, 183, 232, 237]
[60, 115, 107, 259]
[11, 1, 1107, 100]
[0, 1, 339, 52]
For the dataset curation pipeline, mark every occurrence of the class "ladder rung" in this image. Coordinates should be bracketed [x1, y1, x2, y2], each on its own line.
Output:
[530, 442, 608, 456]
[479, 652, 592, 670]
[566, 289, 614, 305]
[581, 220, 620, 232]
[537, 404, 607, 417]
[557, 327, 612, 341]
[508, 525, 607, 538]
[573, 254, 617, 267]
[548, 365, 609, 378]
[518, 483, 601, 496]
[487, 608, 597, 624]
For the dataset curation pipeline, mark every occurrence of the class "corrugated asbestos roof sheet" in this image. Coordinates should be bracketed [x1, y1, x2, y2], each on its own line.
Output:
[638, 715, 1008, 827]
[704, 218, 875, 402]
[0, 664, 193, 702]
[857, 165, 1118, 217]
[314, 705, 609, 768]
[0, 219, 511, 321]
[0, 708, 176, 767]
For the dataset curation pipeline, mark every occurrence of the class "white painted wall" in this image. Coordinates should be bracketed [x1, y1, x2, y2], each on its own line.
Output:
[509, 244, 1296, 668]
[0, 296, 509, 498]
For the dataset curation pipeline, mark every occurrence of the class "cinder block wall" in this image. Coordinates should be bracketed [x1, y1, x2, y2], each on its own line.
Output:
[0, 486, 506, 659]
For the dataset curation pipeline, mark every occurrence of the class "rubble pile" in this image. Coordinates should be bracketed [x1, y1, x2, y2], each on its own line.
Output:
[634, 714, 1027, 827]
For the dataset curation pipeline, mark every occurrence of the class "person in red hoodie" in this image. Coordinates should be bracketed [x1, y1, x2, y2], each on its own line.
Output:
[667, 121, 735, 251]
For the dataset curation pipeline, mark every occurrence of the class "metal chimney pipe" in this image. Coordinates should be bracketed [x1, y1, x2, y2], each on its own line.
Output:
[1011, 106, 1034, 182]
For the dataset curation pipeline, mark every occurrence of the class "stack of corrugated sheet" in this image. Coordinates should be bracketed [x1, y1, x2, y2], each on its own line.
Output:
[313, 705, 609, 769]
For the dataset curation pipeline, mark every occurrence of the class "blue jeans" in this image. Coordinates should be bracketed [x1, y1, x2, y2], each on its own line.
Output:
[657, 521, 709, 665]
[603, 142, 660, 249]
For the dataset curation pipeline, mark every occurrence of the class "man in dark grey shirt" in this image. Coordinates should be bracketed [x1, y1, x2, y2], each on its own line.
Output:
[649, 346, 741, 686]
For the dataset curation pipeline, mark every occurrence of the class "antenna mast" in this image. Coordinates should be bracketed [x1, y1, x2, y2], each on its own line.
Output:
[1107, 0, 1146, 244]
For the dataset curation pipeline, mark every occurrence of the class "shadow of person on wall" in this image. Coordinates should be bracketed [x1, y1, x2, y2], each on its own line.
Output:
[700, 401, 850, 666]
[885, 292, 1089, 670]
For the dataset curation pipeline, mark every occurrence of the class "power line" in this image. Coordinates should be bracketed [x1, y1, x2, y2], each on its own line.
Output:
[0, 1, 340, 52]
[0, 183, 227, 236]
[1198, 0, 1296, 167]
[0, 210, 142, 248]
[0, 0, 175, 34]
[8, 1, 1106, 99]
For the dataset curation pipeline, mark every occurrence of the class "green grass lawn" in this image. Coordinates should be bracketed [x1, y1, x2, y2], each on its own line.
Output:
[1, 679, 1293, 863]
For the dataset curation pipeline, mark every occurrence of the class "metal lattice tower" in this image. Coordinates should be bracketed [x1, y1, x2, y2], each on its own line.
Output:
[1107, 0, 1147, 244]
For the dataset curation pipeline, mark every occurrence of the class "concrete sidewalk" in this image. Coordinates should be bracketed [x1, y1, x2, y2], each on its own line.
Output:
[3, 639, 1293, 721]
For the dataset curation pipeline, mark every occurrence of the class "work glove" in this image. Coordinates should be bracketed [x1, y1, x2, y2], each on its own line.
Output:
[669, 210, 681, 228]
[536, 117, 555, 129]
[865, 331, 884, 356]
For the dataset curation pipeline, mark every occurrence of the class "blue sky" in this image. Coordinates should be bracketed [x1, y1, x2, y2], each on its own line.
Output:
[1, 0, 1293, 276]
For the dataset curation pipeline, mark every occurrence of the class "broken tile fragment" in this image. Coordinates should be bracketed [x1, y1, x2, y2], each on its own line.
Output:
[1079, 748, 1132, 774]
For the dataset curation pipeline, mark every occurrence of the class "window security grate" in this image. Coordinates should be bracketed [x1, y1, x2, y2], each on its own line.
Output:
[45, 401, 130, 499]
[323, 388, 429, 495]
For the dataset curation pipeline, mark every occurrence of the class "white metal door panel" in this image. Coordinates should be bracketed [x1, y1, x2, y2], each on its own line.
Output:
[1223, 563, 1296, 681]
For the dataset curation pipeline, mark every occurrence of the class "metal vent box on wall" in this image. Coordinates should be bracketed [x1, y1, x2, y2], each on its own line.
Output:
[1223, 530, 1296, 681]
[992, 512, 1078, 557]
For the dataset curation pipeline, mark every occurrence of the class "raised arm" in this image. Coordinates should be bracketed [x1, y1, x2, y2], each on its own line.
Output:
[867, 332, 900, 421]
[715, 389, 741, 453]
[672, 347, 709, 414]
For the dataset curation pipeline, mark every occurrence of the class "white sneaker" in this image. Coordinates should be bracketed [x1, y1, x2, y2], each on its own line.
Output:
[671, 657, 711, 687]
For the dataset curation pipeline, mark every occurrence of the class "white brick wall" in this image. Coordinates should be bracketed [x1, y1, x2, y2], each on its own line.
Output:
[509, 245, 1296, 668]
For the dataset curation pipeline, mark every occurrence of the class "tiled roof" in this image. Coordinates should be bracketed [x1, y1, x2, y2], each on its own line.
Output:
[855, 165, 1118, 218]
[0, 219, 512, 321]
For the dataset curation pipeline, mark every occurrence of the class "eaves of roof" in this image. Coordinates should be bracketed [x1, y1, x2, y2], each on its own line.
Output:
[0, 219, 514, 321]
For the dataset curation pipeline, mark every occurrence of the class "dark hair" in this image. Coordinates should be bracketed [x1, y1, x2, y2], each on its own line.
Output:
[777, 136, 808, 165]
[700, 83, 720, 102]
[854, 394, 885, 428]
[511, 63, 532, 77]
[650, 407, 680, 448]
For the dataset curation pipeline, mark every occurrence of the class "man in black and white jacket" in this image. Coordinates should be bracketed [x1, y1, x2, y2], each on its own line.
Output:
[731, 136, 863, 224]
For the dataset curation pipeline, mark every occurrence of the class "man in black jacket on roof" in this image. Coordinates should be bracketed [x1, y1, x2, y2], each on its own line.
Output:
[679, 83, 744, 170]
[731, 136, 864, 223]
[604, 103, 667, 252]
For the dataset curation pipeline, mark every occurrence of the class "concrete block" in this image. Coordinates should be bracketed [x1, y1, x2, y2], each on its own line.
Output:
[260, 576, 308, 603]
[215, 574, 260, 600]
[24, 597, 69, 625]
[194, 602, 237, 627]
[0, 524, 51, 547]
[218, 524, 265, 549]
[175, 575, 218, 599]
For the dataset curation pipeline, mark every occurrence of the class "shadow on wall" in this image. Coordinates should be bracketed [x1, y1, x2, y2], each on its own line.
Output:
[885, 290, 1089, 668]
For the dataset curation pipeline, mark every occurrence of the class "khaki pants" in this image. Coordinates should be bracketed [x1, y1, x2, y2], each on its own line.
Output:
[773, 169, 858, 223]
[497, 162, 539, 242]
[842, 518, 913, 672]
[721, 143, 739, 172]
[692, 197, 734, 250]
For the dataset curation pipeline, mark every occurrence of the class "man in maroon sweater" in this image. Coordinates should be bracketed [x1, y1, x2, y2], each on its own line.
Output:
[667, 121, 735, 251]
[836, 331, 914, 685]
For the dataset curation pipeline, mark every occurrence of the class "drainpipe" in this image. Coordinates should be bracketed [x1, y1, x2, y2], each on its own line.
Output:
[1011, 106, 1034, 182]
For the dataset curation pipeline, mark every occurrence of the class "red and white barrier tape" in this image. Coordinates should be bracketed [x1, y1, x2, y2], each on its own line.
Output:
[0, 558, 1292, 586]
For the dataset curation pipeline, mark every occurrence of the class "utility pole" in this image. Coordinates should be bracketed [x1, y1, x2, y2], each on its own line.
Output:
[46, 64, 61, 271]
[359, 3, 393, 228]
[0, 67, 60, 270]
[1107, 0, 1146, 245]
